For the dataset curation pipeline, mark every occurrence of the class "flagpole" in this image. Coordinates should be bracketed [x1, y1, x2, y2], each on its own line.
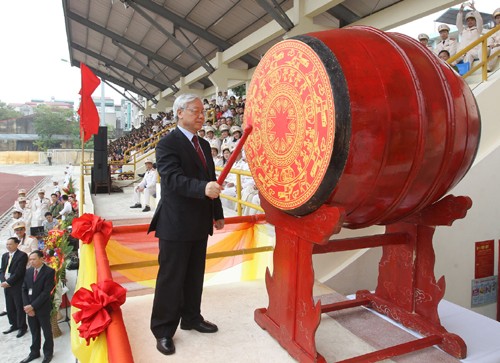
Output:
[79, 133, 85, 216]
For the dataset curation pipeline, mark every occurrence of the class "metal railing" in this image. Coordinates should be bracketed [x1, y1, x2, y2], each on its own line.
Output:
[448, 25, 500, 81]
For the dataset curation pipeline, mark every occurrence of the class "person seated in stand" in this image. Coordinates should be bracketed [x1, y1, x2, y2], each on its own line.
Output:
[438, 50, 460, 72]
[130, 158, 158, 212]
[210, 142, 223, 170]
[42, 212, 58, 233]
[418, 33, 433, 51]
[434, 24, 457, 59]
[456, 2, 484, 66]
[487, 8, 500, 72]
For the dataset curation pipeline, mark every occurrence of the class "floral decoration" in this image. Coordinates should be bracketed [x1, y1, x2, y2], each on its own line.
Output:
[42, 228, 74, 317]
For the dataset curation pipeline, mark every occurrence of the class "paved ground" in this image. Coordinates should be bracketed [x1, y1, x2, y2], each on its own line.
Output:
[0, 164, 76, 363]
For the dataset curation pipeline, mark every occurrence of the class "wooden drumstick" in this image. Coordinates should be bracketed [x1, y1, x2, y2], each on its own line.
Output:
[217, 124, 253, 185]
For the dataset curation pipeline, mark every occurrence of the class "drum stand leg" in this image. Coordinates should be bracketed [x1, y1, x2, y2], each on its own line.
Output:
[255, 200, 343, 363]
[257, 195, 470, 362]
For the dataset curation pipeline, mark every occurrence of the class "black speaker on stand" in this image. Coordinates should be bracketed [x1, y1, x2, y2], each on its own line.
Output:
[91, 126, 110, 194]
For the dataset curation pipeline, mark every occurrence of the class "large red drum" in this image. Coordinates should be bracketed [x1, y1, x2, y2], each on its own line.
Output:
[244, 26, 481, 228]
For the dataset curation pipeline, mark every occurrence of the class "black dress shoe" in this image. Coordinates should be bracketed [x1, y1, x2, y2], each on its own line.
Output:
[19, 354, 40, 363]
[180, 320, 218, 333]
[142, 206, 151, 212]
[156, 337, 175, 355]
[41, 355, 53, 363]
[130, 203, 142, 208]
[3, 326, 18, 334]
[16, 328, 27, 338]
[0, 311, 7, 316]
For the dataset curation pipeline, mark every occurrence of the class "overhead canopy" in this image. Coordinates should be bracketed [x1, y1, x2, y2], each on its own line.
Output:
[63, 0, 462, 103]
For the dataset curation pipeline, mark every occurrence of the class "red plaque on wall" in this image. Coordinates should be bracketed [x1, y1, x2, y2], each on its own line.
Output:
[475, 240, 494, 279]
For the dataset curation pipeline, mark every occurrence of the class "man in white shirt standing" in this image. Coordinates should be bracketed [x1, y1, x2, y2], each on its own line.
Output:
[130, 158, 158, 212]
[31, 189, 50, 228]
[456, 2, 484, 66]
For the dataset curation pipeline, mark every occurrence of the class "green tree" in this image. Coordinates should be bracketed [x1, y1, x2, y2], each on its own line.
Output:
[231, 84, 246, 97]
[0, 100, 20, 120]
[33, 105, 76, 151]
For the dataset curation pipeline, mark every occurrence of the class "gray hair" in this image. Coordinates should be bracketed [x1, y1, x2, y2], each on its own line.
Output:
[173, 94, 201, 122]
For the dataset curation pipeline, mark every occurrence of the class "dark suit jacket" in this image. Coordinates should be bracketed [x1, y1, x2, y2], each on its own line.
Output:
[148, 127, 224, 241]
[22, 264, 55, 317]
[0, 250, 28, 290]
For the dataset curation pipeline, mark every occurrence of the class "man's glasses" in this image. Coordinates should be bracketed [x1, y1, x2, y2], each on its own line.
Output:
[185, 108, 204, 116]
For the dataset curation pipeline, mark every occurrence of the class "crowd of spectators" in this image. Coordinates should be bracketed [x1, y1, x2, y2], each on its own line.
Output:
[418, 6, 500, 72]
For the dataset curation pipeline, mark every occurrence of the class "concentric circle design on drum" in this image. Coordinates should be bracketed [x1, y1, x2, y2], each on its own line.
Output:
[245, 39, 337, 212]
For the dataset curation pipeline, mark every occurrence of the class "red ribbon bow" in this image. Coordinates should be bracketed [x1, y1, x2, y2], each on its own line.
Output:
[72, 280, 127, 345]
[71, 213, 113, 244]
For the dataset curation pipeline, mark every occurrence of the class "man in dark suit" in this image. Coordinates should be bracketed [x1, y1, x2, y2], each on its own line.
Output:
[0, 236, 28, 338]
[20, 250, 55, 363]
[149, 94, 225, 355]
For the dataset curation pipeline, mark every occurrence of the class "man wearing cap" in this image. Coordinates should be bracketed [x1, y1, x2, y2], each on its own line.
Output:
[17, 197, 32, 233]
[456, 2, 483, 66]
[8, 208, 25, 237]
[13, 221, 39, 256]
[435, 24, 457, 58]
[417, 33, 433, 51]
[0, 237, 28, 338]
[31, 189, 50, 228]
[130, 158, 158, 212]
[487, 8, 500, 71]
[15, 189, 31, 210]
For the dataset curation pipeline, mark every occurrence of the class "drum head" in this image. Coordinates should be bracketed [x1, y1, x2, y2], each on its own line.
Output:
[245, 35, 350, 215]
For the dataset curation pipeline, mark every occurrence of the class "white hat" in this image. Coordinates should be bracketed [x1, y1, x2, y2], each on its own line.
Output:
[18, 196, 27, 202]
[219, 124, 230, 132]
[12, 208, 23, 214]
[230, 126, 242, 135]
[12, 221, 26, 230]
[221, 144, 232, 153]
[465, 11, 475, 20]
[209, 141, 220, 152]
[438, 24, 450, 32]
[205, 126, 215, 133]
[38, 189, 45, 194]
[18, 189, 26, 195]
[493, 8, 500, 18]
[418, 33, 429, 41]
[144, 158, 154, 164]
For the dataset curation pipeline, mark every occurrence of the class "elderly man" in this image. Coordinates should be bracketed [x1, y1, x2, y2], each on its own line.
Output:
[13, 221, 39, 256]
[148, 94, 224, 356]
[0, 237, 28, 338]
[31, 189, 50, 228]
[130, 158, 158, 212]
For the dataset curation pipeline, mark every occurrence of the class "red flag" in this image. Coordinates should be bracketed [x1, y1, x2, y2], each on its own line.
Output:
[77, 63, 101, 142]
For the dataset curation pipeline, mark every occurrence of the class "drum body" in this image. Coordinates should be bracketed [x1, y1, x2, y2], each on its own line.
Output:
[244, 26, 480, 228]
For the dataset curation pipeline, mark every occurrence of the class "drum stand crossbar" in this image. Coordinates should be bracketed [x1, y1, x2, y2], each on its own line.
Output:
[255, 195, 471, 362]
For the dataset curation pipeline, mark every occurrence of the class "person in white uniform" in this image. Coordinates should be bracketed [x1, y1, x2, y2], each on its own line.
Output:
[456, 3, 484, 66]
[130, 158, 158, 212]
[434, 24, 457, 58]
[488, 8, 500, 71]
[30, 189, 50, 228]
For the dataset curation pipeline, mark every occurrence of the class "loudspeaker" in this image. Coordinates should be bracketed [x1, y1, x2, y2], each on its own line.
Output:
[94, 126, 107, 151]
[93, 149, 108, 183]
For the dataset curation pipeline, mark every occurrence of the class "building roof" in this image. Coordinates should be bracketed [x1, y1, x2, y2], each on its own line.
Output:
[63, 0, 405, 102]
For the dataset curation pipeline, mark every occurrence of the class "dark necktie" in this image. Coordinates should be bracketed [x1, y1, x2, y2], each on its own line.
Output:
[34, 269, 38, 282]
[192, 136, 207, 170]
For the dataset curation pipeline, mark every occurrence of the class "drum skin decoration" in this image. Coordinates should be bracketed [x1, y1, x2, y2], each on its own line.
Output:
[248, 26, 480, 363]
[245, 26, 480, 228]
